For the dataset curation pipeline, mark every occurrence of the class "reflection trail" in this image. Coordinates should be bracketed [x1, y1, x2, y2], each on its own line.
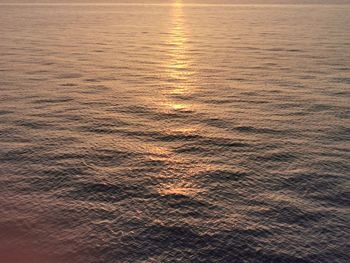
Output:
[155, 1, 204, 198]
[163, 0, 194, 109]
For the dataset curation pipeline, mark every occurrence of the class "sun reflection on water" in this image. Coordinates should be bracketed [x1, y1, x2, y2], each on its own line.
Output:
[153, 1, 204, 198]
[166, 0, 193, 99]
[158, 181, 203, 197]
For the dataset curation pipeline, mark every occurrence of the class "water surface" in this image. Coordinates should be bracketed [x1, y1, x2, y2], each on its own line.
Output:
[0, 3, 349, 262]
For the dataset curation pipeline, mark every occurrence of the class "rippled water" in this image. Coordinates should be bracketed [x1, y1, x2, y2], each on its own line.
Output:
[0, 3, 349, 263]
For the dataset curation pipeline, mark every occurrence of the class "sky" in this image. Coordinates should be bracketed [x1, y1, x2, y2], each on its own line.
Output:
[1, 0, 349, 4]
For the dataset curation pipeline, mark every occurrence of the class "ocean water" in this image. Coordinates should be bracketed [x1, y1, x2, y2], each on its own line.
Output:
[0, 3, 349, 263]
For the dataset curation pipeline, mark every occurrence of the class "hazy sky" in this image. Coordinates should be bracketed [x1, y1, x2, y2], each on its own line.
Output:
[1, 0, 349, 4]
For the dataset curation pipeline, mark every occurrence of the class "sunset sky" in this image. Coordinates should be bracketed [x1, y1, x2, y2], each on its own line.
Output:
[1, 0, 350, 4]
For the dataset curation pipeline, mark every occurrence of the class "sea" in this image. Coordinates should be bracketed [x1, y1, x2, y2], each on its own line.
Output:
[0, 2, 349, 263]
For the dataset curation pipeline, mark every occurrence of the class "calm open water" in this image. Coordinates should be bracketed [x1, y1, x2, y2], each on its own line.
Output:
[0, 3, 349, 263]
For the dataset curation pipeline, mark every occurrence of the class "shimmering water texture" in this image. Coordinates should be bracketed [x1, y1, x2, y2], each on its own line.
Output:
[0, 3, 349, 263]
